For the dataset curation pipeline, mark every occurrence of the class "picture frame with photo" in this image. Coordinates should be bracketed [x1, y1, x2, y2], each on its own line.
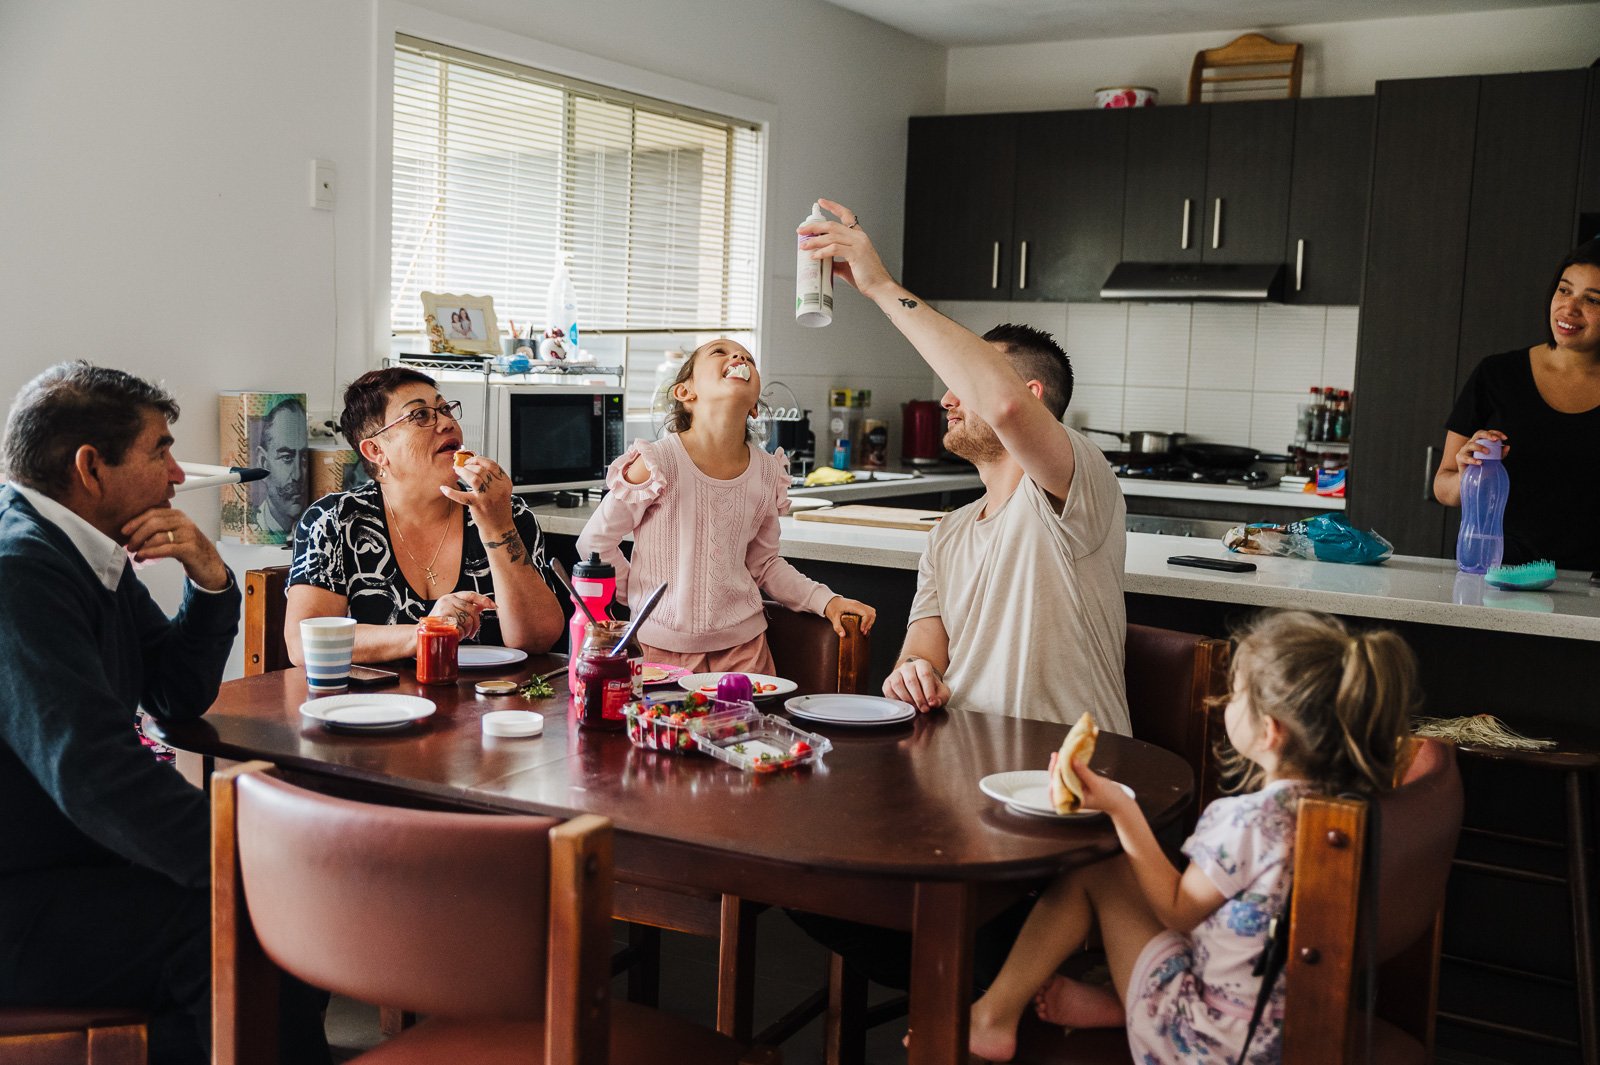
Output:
[420, 291, 499, 355]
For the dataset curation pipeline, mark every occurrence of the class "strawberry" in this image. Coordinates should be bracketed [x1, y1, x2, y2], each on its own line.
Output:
[789, 740, 812, 758]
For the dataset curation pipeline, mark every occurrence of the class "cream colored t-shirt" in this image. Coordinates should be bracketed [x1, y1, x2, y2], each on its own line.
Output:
[908, 426, 1130, 734]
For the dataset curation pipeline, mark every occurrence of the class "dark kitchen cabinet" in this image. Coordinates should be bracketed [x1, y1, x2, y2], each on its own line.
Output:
[1579, 68, 1600, 240]
[1283, 96, 1374, 304]
[1012, 109, 1128, 301]
[1202, 99, 1295, 263]
[1120, 100, 1294, 265]
[1348, 76, 1479, 558]
[1120, 106, 1210, 262]
[903, 113, 1017, 300]
[903, 111, 1126, 302]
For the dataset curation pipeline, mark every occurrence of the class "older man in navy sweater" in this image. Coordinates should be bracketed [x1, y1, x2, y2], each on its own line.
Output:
[0, 363, 328, 1065]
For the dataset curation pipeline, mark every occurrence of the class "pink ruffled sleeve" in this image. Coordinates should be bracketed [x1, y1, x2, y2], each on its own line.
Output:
[744, 448, 834, 616]
[576, 441, 667, 601]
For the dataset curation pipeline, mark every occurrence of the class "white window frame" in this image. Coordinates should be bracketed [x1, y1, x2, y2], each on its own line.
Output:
[372, 2, 773, 402]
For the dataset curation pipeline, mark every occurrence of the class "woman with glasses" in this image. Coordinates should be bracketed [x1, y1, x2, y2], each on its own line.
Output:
[284, 367, 564, 664]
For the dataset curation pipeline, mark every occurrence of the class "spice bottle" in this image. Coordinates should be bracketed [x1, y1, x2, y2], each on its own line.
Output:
[573, 620, 631, 730]
[415, 616, 460, 686]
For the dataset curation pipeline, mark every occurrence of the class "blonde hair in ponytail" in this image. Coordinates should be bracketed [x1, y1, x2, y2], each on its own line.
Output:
[1216, 610, 1419, 795]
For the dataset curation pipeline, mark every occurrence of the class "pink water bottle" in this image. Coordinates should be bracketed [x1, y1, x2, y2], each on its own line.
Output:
[567, 553, 617, 690]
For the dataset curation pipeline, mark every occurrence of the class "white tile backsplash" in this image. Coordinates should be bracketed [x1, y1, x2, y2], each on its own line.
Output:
[1253, 305, 1327, 393]
[1064, 302, 1128, 386]
[1065, 384, 1124, 434]
[922, 299, 1358, 449]
[1123, 386, 1188, 431]
[1185, 389, 1253, 444]
[1323, 307, 1359, 390]
[1189, 304, 1257, 386]
[1126, 304, 1192, 389]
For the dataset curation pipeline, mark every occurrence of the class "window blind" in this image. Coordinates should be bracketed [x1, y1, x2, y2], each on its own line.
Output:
[391, 36, 762, 343]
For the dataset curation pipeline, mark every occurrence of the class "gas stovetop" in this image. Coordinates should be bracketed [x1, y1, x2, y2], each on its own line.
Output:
[1112, 461, 1278, 488]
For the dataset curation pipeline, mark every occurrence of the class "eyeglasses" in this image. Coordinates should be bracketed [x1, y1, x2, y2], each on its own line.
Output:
[366, 400, 463, 439]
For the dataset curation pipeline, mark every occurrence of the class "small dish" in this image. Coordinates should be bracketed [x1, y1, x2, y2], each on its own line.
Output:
[458, 646, 529, 669]
[482, 710, 544, 738]
[786, 693, 915, 727]
[678, 672, 797, 701]
[300, 693, 436, 732]
[978, 770, 1134, 819]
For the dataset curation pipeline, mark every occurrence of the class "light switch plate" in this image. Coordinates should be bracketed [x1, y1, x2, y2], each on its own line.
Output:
[310, 159, 335, 210]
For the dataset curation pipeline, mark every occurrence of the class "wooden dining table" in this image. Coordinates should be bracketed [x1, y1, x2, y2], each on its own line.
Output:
[152, 654, 1194, 1065]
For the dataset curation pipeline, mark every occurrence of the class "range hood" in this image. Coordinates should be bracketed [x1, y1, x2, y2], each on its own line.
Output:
[1100, 261, 1285, 301]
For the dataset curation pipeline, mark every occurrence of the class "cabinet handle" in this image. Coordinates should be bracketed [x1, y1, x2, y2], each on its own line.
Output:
[1018, 241, 1029, 290]
[1422, 446, 1438, 502]
[1212, 198, 1223, 250]
[1180, 199, 1191, 251]
[1295, 238, 1305, 292]
[991, 242, 1001, 290]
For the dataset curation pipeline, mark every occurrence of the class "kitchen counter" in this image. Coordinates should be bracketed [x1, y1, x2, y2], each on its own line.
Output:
[1115, 479, 1344, 510]
[531, 499, 1600, 642]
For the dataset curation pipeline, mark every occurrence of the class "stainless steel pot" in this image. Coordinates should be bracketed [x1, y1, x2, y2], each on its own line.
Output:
[1085, 428, 1187, 455]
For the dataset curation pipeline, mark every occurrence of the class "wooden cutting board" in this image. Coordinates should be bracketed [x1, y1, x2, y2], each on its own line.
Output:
[794, 505, 944, 531]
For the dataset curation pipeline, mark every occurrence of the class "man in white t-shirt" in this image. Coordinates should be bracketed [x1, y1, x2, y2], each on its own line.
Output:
[801, 198, 1129, 734]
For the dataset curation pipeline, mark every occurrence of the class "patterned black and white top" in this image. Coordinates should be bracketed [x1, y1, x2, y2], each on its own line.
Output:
[289, 481, 548, 646]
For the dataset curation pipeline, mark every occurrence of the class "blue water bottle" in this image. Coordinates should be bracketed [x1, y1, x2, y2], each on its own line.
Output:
[1456, 437, 1508, 574]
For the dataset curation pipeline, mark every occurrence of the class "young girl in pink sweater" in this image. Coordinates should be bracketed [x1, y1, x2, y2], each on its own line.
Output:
[577, 339, 875, 673]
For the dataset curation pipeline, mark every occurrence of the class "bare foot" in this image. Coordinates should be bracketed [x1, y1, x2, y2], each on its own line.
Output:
[1033, 974, 1125, 1029]
[967, 1001, 1019, 1062]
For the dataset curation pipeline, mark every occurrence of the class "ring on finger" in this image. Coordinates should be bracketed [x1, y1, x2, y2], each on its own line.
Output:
[166, 530, 175, 544]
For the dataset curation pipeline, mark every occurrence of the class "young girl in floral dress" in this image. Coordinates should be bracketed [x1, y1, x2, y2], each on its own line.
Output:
[577, 338, 875, 673]
[967, 609, 1418, 1064]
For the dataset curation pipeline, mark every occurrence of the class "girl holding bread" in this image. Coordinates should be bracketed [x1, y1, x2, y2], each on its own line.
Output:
[577, 338, 875, 672]
[968, 609, 1417, 1064]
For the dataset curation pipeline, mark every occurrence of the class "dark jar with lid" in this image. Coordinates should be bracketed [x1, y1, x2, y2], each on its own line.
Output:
[572, 620, 633, 730]
[415, 616, 460, 685]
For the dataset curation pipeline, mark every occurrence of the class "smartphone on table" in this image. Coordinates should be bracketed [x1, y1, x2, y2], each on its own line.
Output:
[1166, 555, 1257, 574]
[347, 665, 400, 687]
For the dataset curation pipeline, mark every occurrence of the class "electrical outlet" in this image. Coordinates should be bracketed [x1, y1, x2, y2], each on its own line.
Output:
[309, 159, 335, 210]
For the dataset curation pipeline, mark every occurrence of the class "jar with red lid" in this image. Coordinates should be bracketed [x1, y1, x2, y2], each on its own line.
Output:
[415, 616, 460, 685]
[572, 620, 631, 730]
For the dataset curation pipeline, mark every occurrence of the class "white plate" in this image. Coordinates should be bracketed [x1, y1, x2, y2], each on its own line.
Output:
[677, 672, 798, 701]
[978, 770, 1134, 820]
[786, 693, 915, 726]
[300, 694, 436, 732]
[458, 646, 529, 669]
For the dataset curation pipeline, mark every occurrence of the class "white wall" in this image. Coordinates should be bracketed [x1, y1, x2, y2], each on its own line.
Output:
[0, 0, 944, 611]
[945, 3, 1600, 112]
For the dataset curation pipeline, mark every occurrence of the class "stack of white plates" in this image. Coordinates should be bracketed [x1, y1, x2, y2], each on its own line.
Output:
[785, 694, 915, 726]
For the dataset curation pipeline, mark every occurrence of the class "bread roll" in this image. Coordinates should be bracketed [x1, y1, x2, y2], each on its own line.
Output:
[1049, 712, 1099, 814]
[453, 449, 475, 468]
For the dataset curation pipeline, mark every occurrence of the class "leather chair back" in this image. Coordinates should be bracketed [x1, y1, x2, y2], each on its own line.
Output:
[1124, 624, 1230, 817]
[0, 1008, 146, 1065]
[764, 603, 867, 695]
[229, 768, 566, 1020]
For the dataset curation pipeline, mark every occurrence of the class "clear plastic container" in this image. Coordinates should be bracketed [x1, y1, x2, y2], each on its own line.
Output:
[689, 705, 832, 773]
[623, 691, 719, 753]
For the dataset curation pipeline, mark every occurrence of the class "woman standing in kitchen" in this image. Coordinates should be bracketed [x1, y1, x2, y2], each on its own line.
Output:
[1433, 239, 1600, 569]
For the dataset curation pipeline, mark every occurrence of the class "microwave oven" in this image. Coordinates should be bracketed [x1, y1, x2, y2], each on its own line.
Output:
[440, 381, 626, 494]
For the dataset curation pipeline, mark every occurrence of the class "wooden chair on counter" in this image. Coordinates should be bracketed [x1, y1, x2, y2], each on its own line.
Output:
[0, 1009, 146, 1065]
[211, 760, 778, 1065]
[1186, 32, 1303, 104]
[1009, 737, 1463, 1065]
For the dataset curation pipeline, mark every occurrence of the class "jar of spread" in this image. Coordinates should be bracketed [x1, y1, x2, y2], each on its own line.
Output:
[573, 620, 631, 730]
[415, 616, 460, 685]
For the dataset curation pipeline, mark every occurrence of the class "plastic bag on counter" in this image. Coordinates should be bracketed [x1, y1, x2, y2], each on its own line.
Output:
[1223, 513, 1393, 566]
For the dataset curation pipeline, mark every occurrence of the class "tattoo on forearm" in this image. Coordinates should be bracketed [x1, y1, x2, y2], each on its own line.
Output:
[484, 528, 526, 565]
[898, 297, 918, 309]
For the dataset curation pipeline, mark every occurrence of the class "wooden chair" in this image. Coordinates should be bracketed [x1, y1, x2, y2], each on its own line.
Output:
[1010, 737, 1463, 1064]
[212, 759, 777, 1065]
[0, 1009, 146, 1065]
[1187, 32, 1303, 104]
[243, 565, 291, 676]
[1123, 624, 1231, 826]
